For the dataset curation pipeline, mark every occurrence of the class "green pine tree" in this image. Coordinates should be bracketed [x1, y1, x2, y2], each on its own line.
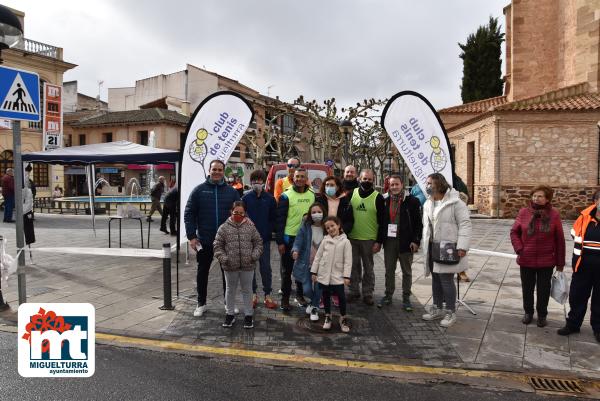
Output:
[459, 16, 505, 103]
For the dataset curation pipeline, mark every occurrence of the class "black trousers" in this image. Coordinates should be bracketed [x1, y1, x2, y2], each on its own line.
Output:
[321, 284, 347, 316]
[160, 205, 177, 233]
[520, 266, 553, 317]
[279, 237, 304, 299]
[196, 244, 226, 305]
[566, 264, 600, 332]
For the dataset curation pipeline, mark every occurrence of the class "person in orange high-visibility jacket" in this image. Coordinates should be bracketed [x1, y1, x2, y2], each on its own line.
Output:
[557, 189, 600, 343]
[274, 157, 300, 201]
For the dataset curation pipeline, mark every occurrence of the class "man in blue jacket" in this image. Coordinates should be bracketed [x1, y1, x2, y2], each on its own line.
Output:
[184, 160, 240, 317]
[242, 169, 278, 309]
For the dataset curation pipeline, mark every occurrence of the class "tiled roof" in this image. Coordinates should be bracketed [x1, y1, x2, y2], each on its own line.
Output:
[438, 95, 508, 114]
[493, 92, 600, 111]
[69, 108, 189, 127]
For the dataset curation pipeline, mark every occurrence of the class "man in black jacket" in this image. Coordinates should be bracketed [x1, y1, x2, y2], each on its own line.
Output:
[160, 185, 178, 235]
[378, 175, 422, 311]
[147, 176, 165, 222]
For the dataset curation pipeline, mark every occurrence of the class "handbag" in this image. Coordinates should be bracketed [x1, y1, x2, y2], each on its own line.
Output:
[431, 240, 460, 265]
[550, 271, 569, 305]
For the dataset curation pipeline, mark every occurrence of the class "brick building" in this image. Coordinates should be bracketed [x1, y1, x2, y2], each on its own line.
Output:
[0, 7, 76, 196]
[439, 0, 600, 218]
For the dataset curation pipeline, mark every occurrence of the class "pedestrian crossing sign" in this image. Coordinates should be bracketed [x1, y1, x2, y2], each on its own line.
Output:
[0, 66, 40, 122]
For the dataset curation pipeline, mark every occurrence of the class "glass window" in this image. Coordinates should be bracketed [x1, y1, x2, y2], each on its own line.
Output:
[0, 150, 13, 179]
[33, 163, 49, 187]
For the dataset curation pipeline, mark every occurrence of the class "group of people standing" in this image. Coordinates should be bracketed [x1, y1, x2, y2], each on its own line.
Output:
[183, 157, 475, 332]
[182, 157, 599, 341]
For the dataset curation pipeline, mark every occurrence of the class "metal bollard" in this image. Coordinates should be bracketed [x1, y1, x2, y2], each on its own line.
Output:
[159, 242, 175, 310]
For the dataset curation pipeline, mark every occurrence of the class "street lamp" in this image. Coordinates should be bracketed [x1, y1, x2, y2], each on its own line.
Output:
[0, 5, 23, 63]
[338, 119, 353, 165]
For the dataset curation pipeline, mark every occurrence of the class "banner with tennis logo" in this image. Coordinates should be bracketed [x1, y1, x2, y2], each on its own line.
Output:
[179, 91, 254, 244]
[381, 91, 454, 194]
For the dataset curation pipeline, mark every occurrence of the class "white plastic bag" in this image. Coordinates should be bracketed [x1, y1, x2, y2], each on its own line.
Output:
[551, 271, 569, 305]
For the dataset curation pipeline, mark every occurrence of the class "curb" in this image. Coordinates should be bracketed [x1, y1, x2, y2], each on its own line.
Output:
[3, 322, 599, 397]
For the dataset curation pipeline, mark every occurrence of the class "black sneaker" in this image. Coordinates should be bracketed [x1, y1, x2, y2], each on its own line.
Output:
[377, 296, 392, 308]
[0, 303, 9, 312]
[243, 316, 254, 329]
[222, 314, 235, 328]
[557, 326, 580, 336]
[295, 297, 308, 308]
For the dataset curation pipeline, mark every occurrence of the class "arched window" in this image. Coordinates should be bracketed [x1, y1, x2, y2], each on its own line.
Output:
[0, 150, 13, 178]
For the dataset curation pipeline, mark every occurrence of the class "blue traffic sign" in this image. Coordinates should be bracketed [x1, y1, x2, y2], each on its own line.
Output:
[0, 66, 40, 122]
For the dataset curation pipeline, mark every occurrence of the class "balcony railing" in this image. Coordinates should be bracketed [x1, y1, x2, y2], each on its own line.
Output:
[14, 38, 62, 60]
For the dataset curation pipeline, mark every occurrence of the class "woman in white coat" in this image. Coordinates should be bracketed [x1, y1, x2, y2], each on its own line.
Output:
[421, 173, 471, 328]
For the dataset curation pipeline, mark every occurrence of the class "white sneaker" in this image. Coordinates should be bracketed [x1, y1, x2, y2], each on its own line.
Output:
[224, 304, 240, 314]
[323, 315, 332, 330]
[193, 304, 206, 317]
[440, 311, 457, 328]
[305, 305, 313, 315]
[422, 305, 444, 321]
[310, 307, 319, 321]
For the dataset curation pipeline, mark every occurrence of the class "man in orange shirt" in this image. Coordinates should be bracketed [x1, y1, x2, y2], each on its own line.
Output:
[274, 157, 300, 201]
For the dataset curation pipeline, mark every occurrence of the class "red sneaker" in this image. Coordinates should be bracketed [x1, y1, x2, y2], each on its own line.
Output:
[264, 295, 278, 309]
[252, 294, 258, 309]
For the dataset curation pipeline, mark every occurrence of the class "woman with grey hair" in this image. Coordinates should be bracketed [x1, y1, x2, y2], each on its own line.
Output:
[421, 173, 472, 328]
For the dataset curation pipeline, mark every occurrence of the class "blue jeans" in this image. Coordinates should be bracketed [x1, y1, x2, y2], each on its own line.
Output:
[301, 277, 322, 308]
[252, 241, 272, 296]
[3, 196, 14, 222]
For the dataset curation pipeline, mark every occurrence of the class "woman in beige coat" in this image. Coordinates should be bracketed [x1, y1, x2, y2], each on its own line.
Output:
[421, 173, 472, 328]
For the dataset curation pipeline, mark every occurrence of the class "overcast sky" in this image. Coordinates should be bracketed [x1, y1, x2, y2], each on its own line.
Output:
[5, 0, 509, 111]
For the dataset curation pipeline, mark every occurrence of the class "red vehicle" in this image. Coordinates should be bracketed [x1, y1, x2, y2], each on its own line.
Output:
[266, 163, 333, 195]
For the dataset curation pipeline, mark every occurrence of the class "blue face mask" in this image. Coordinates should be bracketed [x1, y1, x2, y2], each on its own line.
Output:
[325, 187, 336, 197]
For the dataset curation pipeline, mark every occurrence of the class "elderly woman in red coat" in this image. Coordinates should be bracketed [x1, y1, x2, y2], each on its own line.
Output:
[510, 185, 565, 328]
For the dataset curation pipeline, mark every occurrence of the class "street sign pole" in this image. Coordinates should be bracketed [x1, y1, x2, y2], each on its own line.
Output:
[12, 120, 26, 304]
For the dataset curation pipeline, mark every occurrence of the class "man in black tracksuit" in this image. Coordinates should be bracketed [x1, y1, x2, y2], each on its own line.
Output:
[378, 175, 422, 310]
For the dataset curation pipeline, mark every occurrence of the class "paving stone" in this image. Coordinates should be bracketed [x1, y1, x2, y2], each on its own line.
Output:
[444, 317, 488, 339]
[487, 311, 526, 334]
[523, 345, 571, 371]
[479, 330, 525, 358]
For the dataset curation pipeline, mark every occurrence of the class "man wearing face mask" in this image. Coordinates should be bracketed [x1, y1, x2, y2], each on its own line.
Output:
[276, 168, 315, 311]
[378, 175, 422, 310]
[242, 169, 278, 309]
[342, 165, 359, 196]
[348, 169, 386, 305]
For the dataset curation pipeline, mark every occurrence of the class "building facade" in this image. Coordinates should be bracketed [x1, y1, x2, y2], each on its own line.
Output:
[0, 7, 76, 196]
[439, 0, 600, 219]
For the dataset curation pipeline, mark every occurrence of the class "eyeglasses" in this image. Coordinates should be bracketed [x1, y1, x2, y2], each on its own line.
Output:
[232, 211, 245, 216]
[287, 163, 300, 168]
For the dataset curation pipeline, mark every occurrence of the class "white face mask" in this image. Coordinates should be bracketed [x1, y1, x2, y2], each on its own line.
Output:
[311, 213, 323, 222]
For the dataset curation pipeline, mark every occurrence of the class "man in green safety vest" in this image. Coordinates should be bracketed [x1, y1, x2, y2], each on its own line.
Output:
[348, 169, 386, 305]
[275, 168, 315, 311]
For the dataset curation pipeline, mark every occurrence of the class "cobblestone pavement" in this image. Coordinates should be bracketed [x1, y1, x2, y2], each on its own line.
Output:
[0, 214, 598, 376]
